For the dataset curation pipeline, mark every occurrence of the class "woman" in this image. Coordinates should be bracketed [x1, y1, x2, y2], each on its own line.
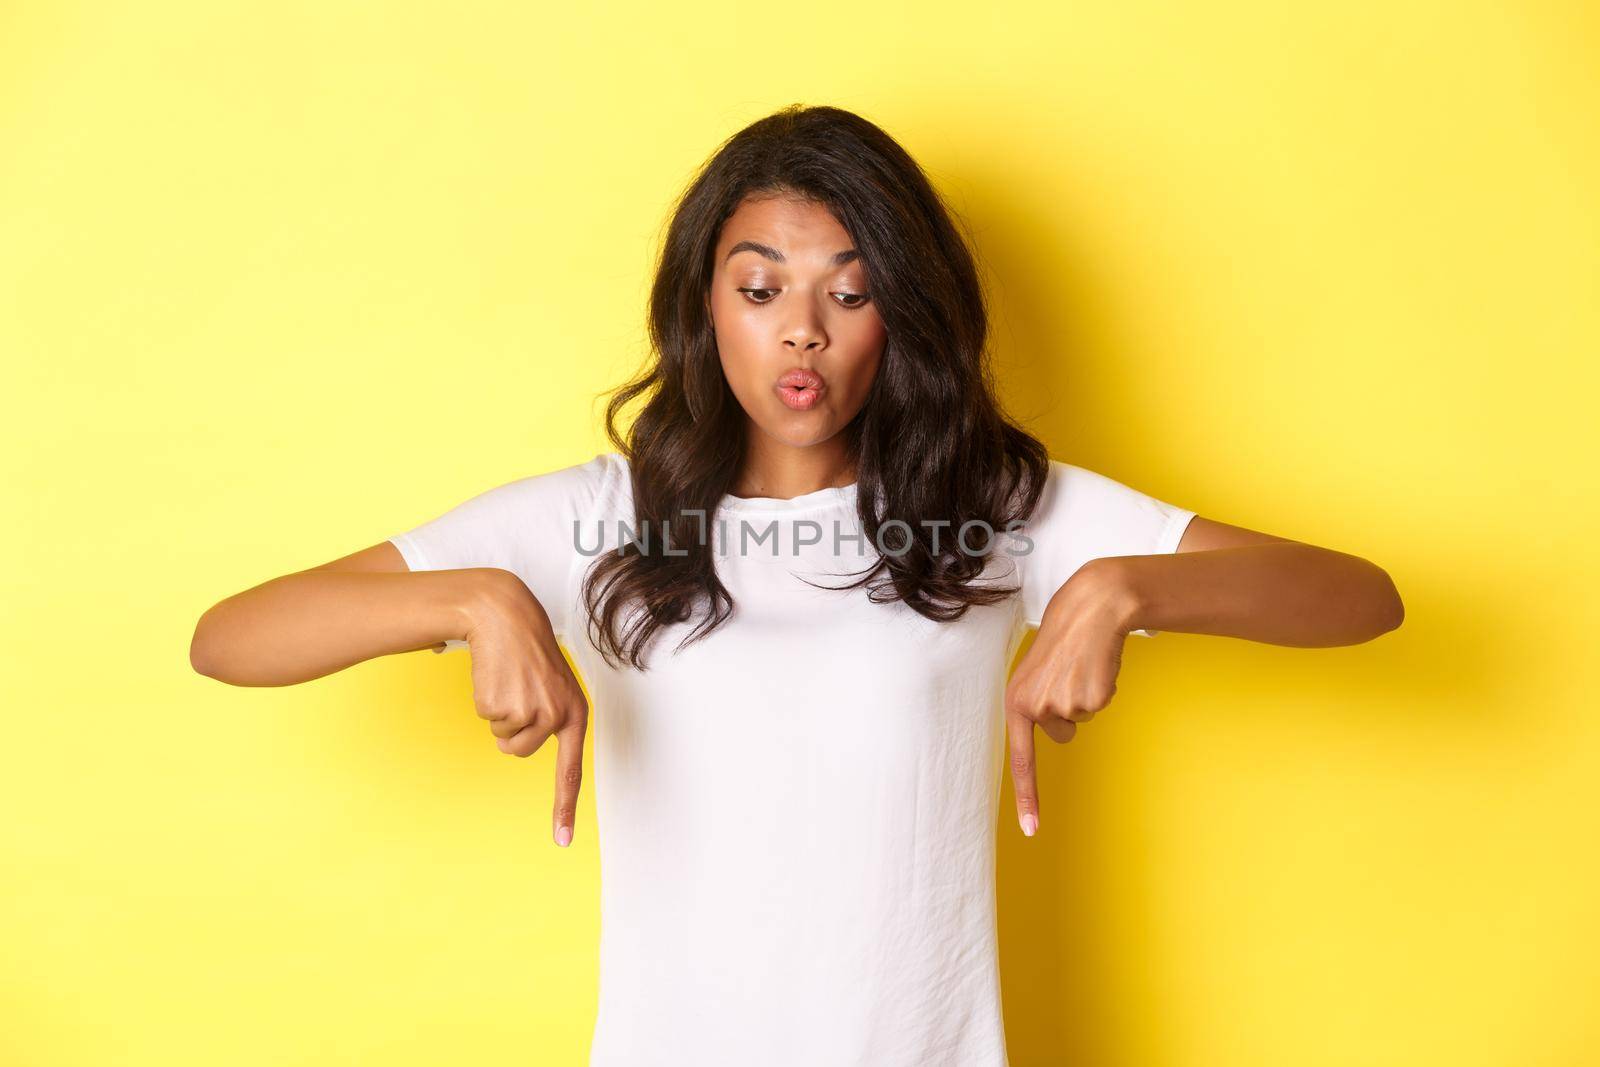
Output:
[191, 104, 1404, 1066]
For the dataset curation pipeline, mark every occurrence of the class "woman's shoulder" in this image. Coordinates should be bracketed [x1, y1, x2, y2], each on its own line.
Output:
[1018, 457, 1184, 524]
[456, 450, 631, 519]
[576, 450, 633, 516]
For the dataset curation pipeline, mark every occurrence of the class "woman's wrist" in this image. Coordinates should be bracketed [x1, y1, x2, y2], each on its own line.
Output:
[454, 567, 560, 650]
[452, 567, 518, 637]
[1043, 557, 1147, 636]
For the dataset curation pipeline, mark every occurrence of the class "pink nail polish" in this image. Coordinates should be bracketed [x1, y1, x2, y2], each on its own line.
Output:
[1020, 813, 1038, 837]
[555, 825, 572, 847]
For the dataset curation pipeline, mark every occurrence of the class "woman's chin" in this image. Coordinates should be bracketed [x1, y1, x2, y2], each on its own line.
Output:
[754, 412, 840, 450]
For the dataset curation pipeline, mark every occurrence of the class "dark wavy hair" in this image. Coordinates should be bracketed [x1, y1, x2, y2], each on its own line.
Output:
[582, 103, 1050, 670]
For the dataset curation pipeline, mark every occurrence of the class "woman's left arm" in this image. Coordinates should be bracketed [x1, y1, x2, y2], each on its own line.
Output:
[1102, 516, 1405, 647]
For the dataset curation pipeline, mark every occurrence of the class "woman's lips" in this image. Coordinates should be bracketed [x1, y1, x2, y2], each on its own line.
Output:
[774, 367, 826, 411]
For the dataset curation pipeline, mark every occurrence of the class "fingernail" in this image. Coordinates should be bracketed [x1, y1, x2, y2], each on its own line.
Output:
[1020, 813, 1038, 837]
[554, 825, 572, 847]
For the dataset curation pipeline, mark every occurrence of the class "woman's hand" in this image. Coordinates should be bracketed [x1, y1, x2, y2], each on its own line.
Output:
[463, 570, 591, 848]
[1005, 559, 1137, 838]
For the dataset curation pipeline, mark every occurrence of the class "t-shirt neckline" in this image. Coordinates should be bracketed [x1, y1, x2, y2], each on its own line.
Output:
[717, 481, 859, 514]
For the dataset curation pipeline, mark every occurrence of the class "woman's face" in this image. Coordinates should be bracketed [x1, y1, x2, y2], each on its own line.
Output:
[708, 194, 887, 453]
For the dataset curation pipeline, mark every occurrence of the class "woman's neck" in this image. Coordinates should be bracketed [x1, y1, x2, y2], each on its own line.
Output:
[729, 438, 855, 500]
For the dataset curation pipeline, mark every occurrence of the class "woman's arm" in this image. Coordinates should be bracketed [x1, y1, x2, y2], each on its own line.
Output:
[1096, 515, 1404, 647]
[188, 541, 502, 686]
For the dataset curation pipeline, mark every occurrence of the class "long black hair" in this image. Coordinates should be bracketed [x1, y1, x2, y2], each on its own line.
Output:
[583, 104, 1050, 670]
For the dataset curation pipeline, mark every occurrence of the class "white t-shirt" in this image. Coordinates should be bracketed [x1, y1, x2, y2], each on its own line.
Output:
[389, 452, 1195, 1067]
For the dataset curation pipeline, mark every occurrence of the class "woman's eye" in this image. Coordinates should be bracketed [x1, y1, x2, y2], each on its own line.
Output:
[735, 287, 872, 309]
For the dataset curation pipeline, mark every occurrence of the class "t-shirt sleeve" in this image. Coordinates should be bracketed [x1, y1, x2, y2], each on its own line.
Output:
[387, 453, 610, 652]
[1015, 460, 1197, 637]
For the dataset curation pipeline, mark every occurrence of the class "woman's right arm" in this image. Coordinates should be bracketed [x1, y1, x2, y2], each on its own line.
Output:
[189, 540, 506, 686]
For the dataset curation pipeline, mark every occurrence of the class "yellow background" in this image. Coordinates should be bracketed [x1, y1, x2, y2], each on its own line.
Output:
[3, 2, 1596, 1064]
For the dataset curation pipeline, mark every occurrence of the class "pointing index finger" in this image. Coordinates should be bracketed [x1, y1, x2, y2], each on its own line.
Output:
[1008, 710, 1039, 838]
[551, 720, 586, 848]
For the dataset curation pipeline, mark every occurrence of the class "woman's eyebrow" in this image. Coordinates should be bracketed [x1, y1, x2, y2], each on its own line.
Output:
[724, 240, 859, 267]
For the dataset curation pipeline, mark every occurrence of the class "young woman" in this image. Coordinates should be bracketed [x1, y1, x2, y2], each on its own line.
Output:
[191, 105, 1404, 1066]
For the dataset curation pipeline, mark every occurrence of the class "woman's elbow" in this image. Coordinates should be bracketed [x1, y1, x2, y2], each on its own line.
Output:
[189, 606, 233, 682]
[1371, 566, 1405, 637]
[189, 619, 218, 680]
